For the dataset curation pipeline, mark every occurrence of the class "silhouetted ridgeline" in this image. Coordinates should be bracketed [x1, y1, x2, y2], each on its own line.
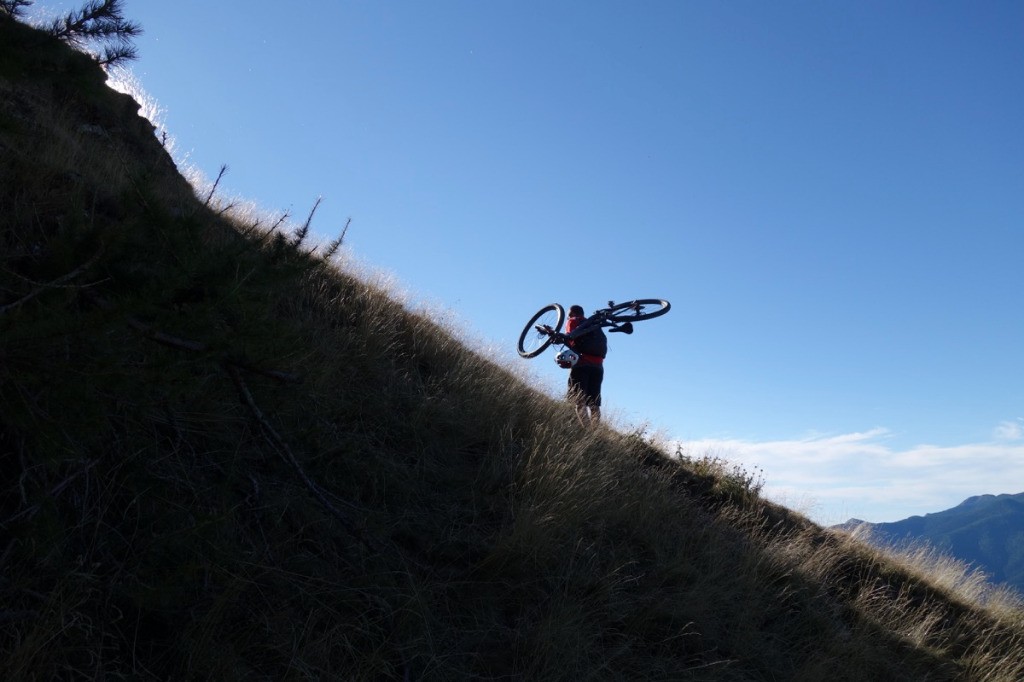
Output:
[2, 11, 1024, 680]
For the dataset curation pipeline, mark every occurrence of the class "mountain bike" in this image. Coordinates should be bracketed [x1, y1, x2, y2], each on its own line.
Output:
[516, 299, 671, 359]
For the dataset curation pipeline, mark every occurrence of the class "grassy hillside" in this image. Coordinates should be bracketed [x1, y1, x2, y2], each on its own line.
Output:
[3, 13, 1024, 680]
[841, 494, 1024, 597]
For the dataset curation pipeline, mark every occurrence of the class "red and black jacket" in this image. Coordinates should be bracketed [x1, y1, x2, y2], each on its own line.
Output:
[565, 315, 604, 366]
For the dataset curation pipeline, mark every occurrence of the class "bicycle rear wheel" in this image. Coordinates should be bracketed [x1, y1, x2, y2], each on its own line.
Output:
[606, 299, 671, 322]
[517, 303, 565, 358]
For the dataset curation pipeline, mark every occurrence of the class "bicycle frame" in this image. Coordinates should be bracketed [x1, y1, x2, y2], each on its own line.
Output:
[573, 309, 633, 337]
[518, 298, 667, 359]
[541, 303, 633, 347]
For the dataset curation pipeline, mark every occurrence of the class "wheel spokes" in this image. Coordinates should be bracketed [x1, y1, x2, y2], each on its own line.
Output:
[521, 309, 559, 354]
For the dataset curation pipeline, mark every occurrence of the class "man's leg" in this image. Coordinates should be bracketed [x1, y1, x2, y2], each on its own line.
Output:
[588, 365, 604, 425]
[580, 367, 602, 426]
[569, 366, 603, 426]
[567, 371, 587, 425]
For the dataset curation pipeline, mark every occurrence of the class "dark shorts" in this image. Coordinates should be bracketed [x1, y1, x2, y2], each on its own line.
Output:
[567, 364, 603, 407]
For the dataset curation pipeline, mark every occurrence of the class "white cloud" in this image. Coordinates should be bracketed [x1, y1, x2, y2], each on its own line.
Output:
[994, 418, 1024, 442]
[673, 428, 1024, 527]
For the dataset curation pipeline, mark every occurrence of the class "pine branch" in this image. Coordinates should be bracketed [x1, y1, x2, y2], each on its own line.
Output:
[268, 212, 290, 234]
[85, 292, 302, 382]
[97, 41, 139, 67]
[226, 365, 383, 554]
[266, 209, 290, 236]
[292, 196, 322, 248]
[215, 202, 239, 217]
[0, 0, 33, 19]
[321, 217, 351, 261]
[238, 218, 262, 239]
[44, 0, 141, 67]
[46, 0, 141, 43]
[203, 164, 228, 207]
[246, 211, 290, 249]
[3, 459, 99, 525]
[0, 247, 105, 316]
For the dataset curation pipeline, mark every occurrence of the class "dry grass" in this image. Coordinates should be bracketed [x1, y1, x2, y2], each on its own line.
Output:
[3, 14, 1024, 681]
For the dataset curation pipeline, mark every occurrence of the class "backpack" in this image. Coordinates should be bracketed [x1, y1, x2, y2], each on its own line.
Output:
[572, 326, 607, 358]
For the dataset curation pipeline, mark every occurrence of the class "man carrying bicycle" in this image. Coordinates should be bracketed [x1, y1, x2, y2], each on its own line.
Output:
[560, 304, 606, 426]
[519, 298, 669, 427]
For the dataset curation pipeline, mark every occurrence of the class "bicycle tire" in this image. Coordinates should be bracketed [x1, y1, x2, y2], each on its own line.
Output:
[517, 303, 565, 358]
[606, 298, 671, 322]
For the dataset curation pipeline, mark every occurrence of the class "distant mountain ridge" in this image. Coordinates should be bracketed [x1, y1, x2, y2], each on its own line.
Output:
[836, 493, 1024, 594]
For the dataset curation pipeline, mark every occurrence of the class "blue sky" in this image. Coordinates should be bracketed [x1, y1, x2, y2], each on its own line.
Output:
[30, 1, 1024, 524]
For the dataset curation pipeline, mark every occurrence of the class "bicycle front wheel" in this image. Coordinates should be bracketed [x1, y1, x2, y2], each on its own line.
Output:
[606, 299, 671, 322]
[517, 303, 565, 358]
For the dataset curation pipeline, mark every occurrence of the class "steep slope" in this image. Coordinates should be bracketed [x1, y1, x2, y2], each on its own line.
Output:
[3, 14, 1024, 681]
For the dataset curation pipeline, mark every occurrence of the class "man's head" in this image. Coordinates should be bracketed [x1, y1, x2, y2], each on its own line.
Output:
[569, 305, 584, 318]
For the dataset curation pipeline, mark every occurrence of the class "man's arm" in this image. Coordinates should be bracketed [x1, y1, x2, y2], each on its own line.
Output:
[564, 319, 600, 340]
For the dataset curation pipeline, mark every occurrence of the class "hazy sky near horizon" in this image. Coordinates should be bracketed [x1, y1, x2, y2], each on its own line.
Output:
[29, 1, 1024, 524]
